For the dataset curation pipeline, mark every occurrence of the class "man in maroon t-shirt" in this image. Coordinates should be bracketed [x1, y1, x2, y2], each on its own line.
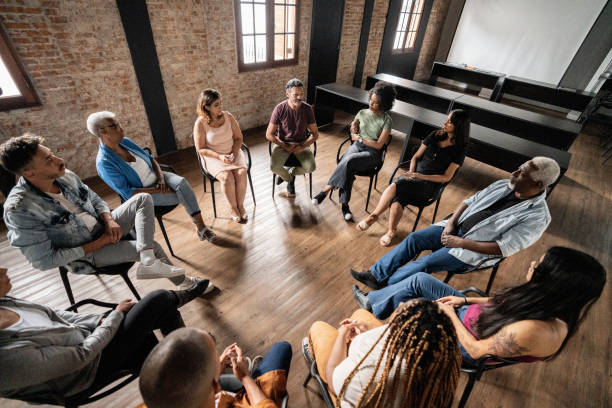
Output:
[266, 78, 319, 197]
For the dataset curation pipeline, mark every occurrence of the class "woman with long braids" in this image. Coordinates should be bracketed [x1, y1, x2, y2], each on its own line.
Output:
[194, 89, 249, 223]
[357, 109, 470, 246]
[353, 246, 606, 363]
[308, 299, 461, 407]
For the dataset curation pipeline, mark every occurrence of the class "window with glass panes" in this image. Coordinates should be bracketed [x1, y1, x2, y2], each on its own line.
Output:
[0, 23, 40, 111]
[392, 0, 425, 53]
[234, 0, 298, 71]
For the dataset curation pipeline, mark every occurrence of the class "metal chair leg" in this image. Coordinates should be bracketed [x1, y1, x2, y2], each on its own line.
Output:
[444, 271, 454, 283]
[303, 372, 312, 387]
[365, 176, 374, 212]
[272, 175, 276, 198]
[203, 175, 207, 192]
[210, 179, 217, 218]
[412, 207, 424, 232]
[156, 216, 175, 257]
[120, 272, 141, 300]
[247, 169, 256, 206]
[458, 372, 478, 408]
[60, 267, 77, 309]
[309, 173, 313, 199]
[485, 263, 500, 295]
[374, 172, 378, 190]
[432, 196, 442, 223]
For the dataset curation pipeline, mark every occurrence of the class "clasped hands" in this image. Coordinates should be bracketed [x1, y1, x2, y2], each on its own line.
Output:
[338, 318, 375, 344]
[219, 343, 251, 381]
[281, 142, 306, 155]
[441, 223, 464, 249]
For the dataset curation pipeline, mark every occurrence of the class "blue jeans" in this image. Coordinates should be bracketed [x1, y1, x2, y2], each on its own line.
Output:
[220, 341, 292, 392]
[370, 225, 470, 286]
[150, 171, 201, 217]
[367, 272, 475, 362]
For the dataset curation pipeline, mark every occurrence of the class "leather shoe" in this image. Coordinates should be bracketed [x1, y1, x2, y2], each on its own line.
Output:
[350, 268, 382, 290]
[352, 285, 372, 312]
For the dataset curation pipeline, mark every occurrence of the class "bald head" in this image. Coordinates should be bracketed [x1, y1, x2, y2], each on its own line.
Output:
[139, 328, 218, 408]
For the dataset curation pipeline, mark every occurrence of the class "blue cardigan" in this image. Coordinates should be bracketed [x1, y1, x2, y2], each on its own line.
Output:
[96, 137, 155, 201]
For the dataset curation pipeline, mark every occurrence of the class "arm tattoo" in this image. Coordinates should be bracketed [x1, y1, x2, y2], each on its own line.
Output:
[488, 326, 529, 357]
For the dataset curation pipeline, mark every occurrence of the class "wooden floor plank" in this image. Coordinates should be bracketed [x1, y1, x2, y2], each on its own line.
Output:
[1, 112, 610, 407]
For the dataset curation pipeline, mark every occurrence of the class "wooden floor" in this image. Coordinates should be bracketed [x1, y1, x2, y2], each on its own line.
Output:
[1, 111, 610, 408]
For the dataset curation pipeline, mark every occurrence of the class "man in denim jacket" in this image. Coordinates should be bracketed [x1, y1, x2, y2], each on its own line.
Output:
[0, 134, 205, 289]
[350, 157, 560, 315]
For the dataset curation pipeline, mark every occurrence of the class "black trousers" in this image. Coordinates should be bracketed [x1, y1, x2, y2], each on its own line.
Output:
[94, 290, 184, 382]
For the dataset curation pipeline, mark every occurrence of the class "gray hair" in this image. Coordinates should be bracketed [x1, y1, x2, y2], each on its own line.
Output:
[285, 78, 303, 90]
[529, 156, 560, 187]
[86, 111, 116, 137]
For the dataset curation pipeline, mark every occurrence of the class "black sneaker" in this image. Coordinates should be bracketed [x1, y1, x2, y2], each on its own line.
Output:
[350, 268, 383, 290]
[342, 203, 353, 221]
[276, 176, 285, 185]
[311, 191, 327, 205]
[352, 285, 372, 311]
[286, 181, 296, 196]
[174, 278, 211, 307]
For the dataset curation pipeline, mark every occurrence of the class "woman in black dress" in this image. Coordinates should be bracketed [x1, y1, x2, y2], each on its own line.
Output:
[357, 109, 470, 246]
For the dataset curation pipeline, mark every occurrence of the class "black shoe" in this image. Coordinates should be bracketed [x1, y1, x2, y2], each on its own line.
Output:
[342, 203, 353, 222]
[350, 268, 383, 290]
[276, 176, 285, 185]
[352, 285, 372, 312]
[287, 181, 296, 196]
[174, 278, 211, 307]
[312, 191, 327, 205]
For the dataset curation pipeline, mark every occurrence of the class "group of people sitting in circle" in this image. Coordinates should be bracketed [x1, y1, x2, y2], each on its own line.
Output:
[0, 77, 606, 408]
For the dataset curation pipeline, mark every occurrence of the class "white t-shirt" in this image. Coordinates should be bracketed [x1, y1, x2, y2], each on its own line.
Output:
[0, 305, 65, 331]
[332, 324, 406, 408]
[128, 155, 158, 187]
[47, 191, 99, 231]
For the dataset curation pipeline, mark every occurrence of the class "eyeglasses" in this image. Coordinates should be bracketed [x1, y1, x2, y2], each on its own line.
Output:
[98, 123, 120, 131]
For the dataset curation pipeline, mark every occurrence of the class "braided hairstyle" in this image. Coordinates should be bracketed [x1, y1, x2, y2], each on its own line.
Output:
[337, 299, 461, 408]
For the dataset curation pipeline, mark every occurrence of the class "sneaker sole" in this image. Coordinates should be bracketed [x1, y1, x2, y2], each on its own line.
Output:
[136, 269, 185, 280]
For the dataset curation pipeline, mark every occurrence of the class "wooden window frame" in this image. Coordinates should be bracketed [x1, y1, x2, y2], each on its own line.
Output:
[0, 22, 40, 111]
[392, 0, 425, 55]
[234, 0, 300, 72]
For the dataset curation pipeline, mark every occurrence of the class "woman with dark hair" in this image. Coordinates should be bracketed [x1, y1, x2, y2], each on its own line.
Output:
[308, 299, 461, 407]
[194, 89, 249, 223]
[357, 109, 470, 246]
[354, 247, 606, 363]
[312, 82, 397, 221]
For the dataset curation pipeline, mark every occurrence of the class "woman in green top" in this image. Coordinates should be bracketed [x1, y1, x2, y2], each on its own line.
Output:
[312, 82, 396, 221]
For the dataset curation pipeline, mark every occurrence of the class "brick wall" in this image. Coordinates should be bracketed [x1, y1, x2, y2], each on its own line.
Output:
[360, 0, 389, 88]
[336, 0, 365, 86]
[0, 0, 312, 179]
[0, 0, 152, 179]
[413, 0, 451, 81]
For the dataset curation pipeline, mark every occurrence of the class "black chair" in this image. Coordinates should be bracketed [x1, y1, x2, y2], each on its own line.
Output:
[195, 142, 256, 217]
[301, 337, 336, 408]
[444, 256, 505, 295]
[455, 287, 521, 408]
[15, 298, 142, 407]
[388, 159, 451, 232]
[329, 133, 392, 211]
[59, 262, 141, 311]
[268, 140, 317, 198]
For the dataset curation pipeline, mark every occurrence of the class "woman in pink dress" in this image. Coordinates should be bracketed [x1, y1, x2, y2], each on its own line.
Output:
[194, 89, 248, 223]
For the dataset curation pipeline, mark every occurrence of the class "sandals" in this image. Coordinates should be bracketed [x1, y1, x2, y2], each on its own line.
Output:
[379, 233, 393, 247]
[197, 226, 216, 242]
[356, 214, 378, 231]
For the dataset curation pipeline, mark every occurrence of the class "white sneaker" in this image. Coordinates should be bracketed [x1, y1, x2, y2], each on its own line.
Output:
[136, 260, 185, 280]
[178, 276, 215, 294]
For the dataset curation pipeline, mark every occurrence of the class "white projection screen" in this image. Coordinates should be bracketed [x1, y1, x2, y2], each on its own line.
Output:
[447, 0, 607, 85]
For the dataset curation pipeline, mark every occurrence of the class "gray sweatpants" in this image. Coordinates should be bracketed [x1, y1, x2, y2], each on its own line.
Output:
[90, 193, 184, 285]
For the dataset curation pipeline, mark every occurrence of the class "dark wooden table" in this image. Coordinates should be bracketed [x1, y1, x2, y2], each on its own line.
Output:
[314, 82, 570, 193]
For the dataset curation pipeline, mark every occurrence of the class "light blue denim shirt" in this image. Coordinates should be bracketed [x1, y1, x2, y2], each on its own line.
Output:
[3, 170, 110, 274]
[435, 179, 551, 266]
